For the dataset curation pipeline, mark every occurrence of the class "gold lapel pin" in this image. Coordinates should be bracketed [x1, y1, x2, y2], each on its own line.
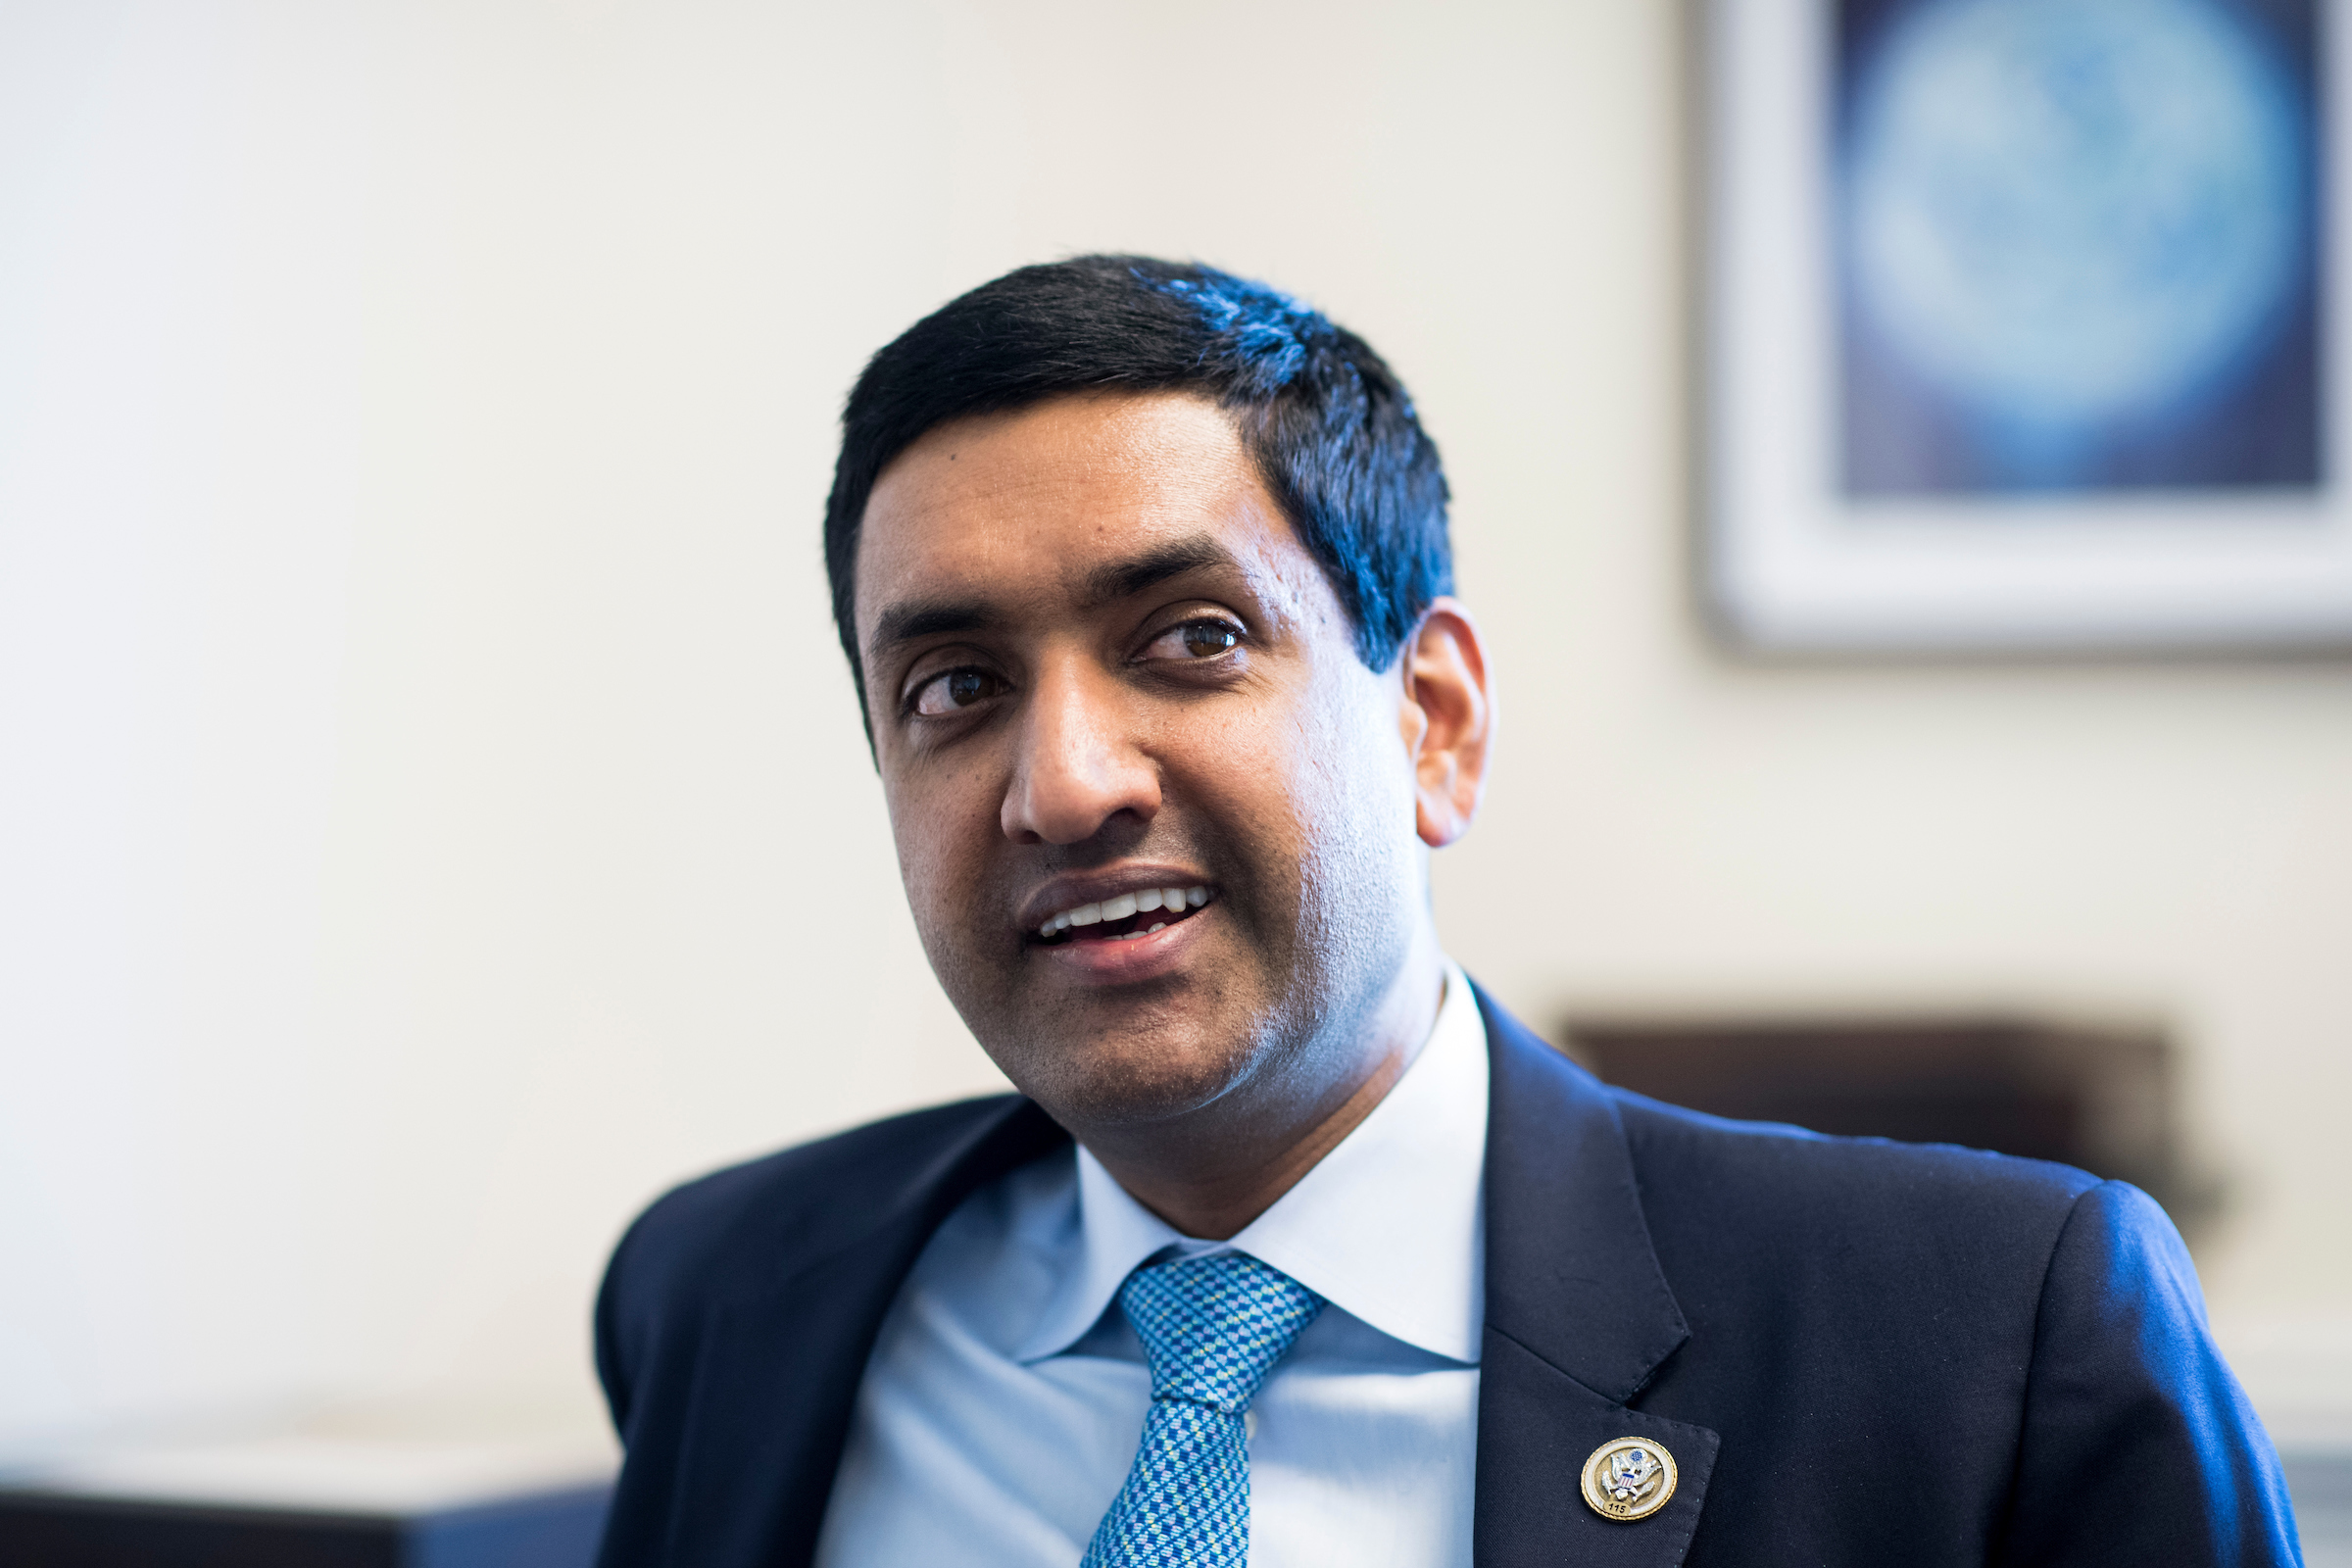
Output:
[1581, 1436, 1678, 1522]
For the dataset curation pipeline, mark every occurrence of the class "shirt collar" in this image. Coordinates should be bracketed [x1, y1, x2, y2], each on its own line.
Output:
[1016, 961, 1488, 1365]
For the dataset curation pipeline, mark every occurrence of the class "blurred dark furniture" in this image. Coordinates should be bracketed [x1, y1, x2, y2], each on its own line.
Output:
[1559, 1014, 2216, 1233]
[0, 1482, 610, 1568]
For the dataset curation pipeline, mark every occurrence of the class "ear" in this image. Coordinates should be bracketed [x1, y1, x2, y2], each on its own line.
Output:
[1396, 598, 1494, 849]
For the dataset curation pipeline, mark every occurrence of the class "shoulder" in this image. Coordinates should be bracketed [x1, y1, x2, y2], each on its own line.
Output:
[1479, 983, 2106, 1269]
[1608, 1082, 2104, 1241]
[1588, 1080, 2171, 1399]
[1486, 994, 2297, 1561]
[1599, 1080, 2114, 1323]
[603, 1093, 1040, 1318]
[1483, 994, 2115, 1322]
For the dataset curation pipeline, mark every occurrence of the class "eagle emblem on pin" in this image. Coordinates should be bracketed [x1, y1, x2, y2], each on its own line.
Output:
[1580, 1436, 1678, 1522]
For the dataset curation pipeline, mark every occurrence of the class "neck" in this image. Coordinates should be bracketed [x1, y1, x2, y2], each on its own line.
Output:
[1078, 927, 1448, 1241]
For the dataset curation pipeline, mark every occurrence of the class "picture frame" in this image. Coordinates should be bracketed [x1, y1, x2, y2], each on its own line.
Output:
[1703, 0, 2352, 653]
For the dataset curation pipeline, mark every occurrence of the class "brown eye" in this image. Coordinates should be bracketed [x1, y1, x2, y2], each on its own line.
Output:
[1181, 621, 1239, 658]
[1139, 616, 1245, 666]
[911, 667, 1005, 716]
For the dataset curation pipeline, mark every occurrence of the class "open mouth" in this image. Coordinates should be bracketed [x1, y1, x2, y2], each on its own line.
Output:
[1034, 885, 1213, 946]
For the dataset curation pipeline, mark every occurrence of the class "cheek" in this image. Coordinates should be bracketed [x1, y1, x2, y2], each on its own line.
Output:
[884, 761, 999, 916]
[1200, 665, 1416, 915]
[1292, 671, 1421, 897]
[1166, 699, 1313, 850]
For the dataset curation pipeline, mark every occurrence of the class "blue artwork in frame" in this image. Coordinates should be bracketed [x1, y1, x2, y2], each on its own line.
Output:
[1834, 0, 2325, 495]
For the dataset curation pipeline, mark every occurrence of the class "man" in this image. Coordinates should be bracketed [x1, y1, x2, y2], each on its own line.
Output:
[592, 257, 2299, 1567]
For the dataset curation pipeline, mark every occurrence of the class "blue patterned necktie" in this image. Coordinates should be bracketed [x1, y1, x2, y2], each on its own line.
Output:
[1081, 1251, 1325, 1568]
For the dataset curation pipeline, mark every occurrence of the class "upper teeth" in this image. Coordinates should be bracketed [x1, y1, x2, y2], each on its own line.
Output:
[1041, 885, 1208, 937]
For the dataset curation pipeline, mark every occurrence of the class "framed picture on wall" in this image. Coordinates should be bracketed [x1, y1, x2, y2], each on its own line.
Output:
[1704, 0, 2352, 652]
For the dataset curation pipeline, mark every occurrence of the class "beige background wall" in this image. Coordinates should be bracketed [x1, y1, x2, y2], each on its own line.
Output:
[3, 0, 2346, 1456]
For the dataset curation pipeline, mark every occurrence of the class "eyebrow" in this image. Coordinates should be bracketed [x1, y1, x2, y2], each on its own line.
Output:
[1080, 535, 1236, 608]
[865, 534, 1242, 662]
[868, 599, 998, 658]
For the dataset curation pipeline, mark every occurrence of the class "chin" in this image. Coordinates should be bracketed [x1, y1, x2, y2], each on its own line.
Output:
[1003, 1024, 1263, 1132]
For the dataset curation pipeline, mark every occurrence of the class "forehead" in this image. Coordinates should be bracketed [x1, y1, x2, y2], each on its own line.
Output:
[853, 392, 1296, 635]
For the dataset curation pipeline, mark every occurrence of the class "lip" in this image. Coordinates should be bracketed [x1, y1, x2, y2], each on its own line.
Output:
[1014, 864, 1214, 934]
[1035, 900, 1215, 985]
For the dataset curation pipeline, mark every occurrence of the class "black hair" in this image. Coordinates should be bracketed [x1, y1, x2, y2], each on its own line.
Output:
[823, 255, 1452, 712]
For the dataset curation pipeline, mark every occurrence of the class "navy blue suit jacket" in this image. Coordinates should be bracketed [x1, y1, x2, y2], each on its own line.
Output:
[594, 988, 2301, 1567]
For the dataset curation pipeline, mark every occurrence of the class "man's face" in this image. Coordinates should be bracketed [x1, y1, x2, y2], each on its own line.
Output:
[854, 392, 1429, 1133]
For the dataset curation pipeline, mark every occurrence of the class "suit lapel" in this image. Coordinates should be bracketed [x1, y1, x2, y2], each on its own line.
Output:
[1473, 987, 1720, 1568]
[666, 1097, 1070, 1568]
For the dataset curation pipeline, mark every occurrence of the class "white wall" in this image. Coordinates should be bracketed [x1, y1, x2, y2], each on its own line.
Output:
[3, 0, 2347, 1454]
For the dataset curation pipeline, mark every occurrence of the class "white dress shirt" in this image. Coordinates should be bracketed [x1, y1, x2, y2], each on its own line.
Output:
[812, 964, 1489, 1568]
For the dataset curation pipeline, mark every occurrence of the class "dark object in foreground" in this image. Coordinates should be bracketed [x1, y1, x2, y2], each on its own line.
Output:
[0, 1481, 610, 1568]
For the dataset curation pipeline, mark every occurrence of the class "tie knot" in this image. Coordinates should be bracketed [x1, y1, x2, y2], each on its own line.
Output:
[1118, 1251, 1324, 1414]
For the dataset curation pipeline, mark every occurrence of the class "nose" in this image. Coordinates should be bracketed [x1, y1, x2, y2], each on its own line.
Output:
[1001, 658, 1160, 846]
